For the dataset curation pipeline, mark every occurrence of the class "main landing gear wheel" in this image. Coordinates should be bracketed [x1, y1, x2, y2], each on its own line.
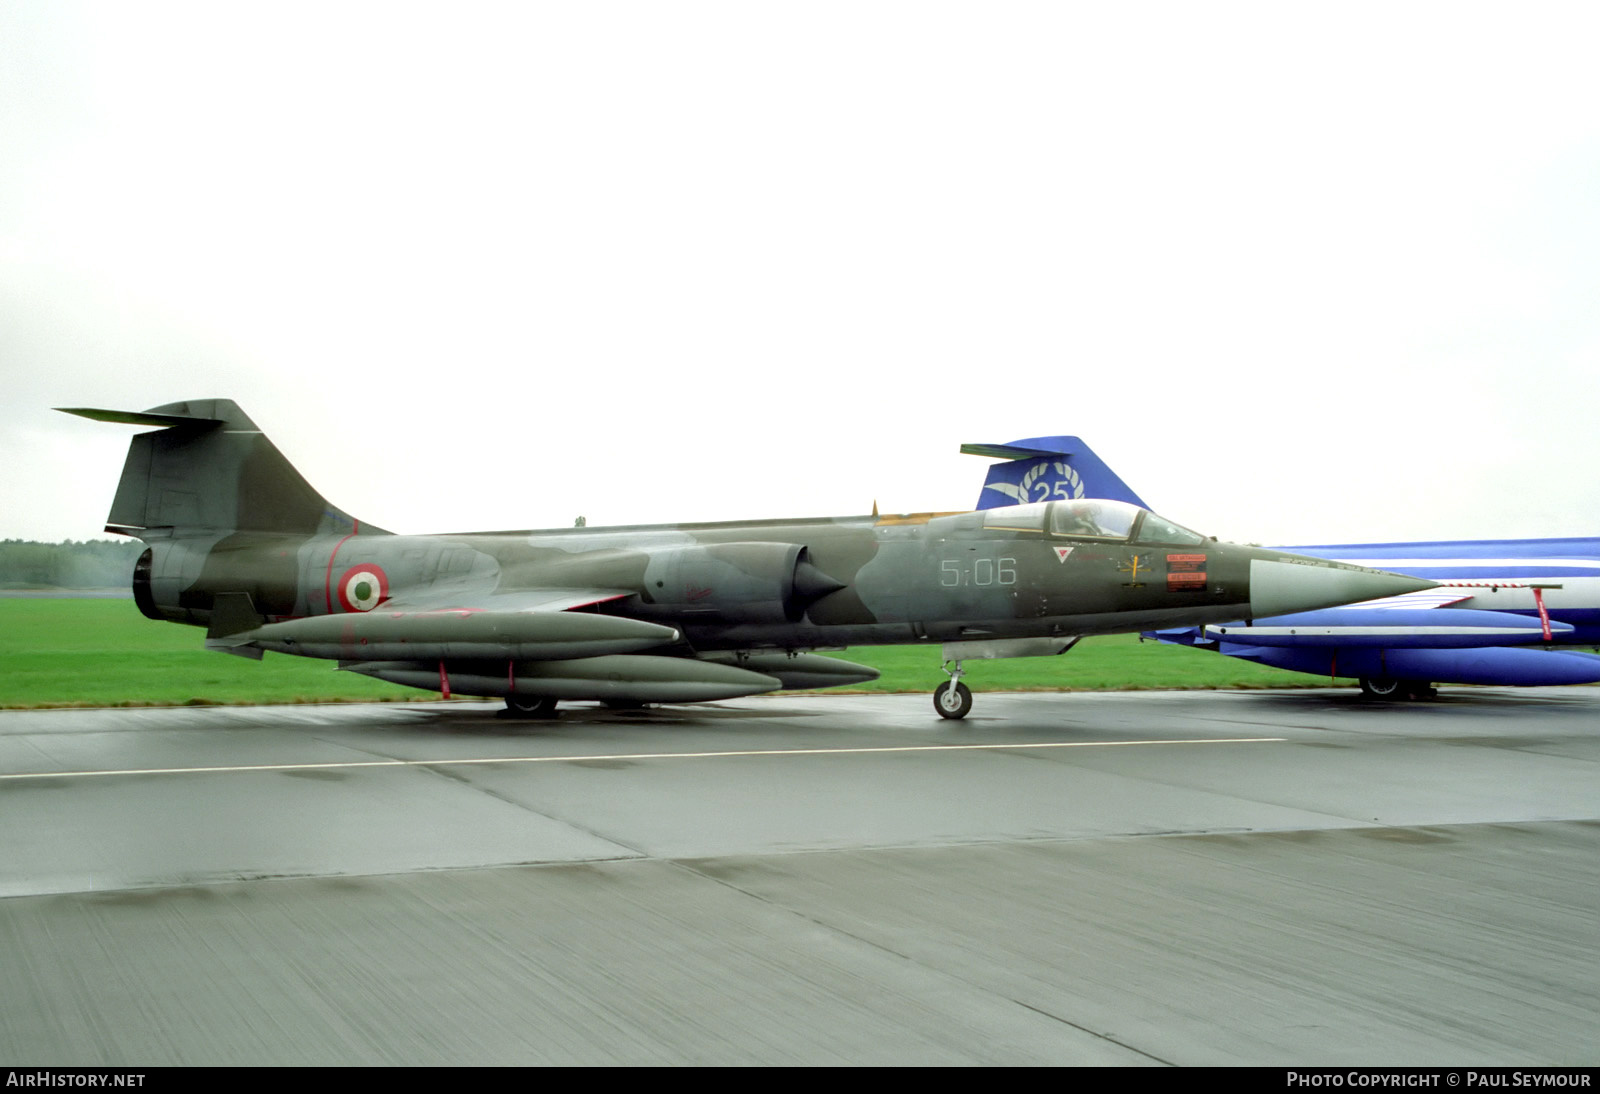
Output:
[934, 680, 973, 720]
[1359, 677, 1435, 700]
[504, 695, 559, 719]
[1358, 676, 1405, 699]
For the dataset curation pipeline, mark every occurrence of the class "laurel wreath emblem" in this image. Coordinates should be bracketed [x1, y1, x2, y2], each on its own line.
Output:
[1019, 460, 1083, 501]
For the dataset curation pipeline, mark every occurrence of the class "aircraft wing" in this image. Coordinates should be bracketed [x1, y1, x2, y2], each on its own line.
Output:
[377, 586, 637, 616]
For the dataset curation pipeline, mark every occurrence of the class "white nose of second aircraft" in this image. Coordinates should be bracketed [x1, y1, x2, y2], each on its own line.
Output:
[1248, 558, 1433, 619]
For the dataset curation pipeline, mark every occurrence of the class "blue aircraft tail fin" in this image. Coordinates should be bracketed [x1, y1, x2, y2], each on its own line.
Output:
[962, 436, 1149, 510]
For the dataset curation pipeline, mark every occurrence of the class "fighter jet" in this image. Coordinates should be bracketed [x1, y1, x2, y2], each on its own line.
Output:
[61, 400, 1433, 719]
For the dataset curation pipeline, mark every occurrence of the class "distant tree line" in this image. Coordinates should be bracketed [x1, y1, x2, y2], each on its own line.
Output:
[0, 539, 144, 589]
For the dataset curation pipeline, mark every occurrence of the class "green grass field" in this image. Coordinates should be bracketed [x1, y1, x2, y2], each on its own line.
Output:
[0, 597, 1329, 709]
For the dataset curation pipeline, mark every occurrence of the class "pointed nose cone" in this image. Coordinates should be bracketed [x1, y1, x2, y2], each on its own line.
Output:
[1248, 557, 1435, 618]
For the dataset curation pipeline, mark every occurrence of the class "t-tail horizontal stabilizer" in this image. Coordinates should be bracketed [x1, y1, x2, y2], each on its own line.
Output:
[59, 399, 385, 539]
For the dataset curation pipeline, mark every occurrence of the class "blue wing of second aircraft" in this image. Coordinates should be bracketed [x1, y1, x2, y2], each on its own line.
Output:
[1150, 632, 1600, 687]
[1145, 587, 1600, 687]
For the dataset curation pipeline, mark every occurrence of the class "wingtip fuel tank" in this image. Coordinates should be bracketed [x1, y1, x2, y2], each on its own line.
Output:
[249, 611, 681, 662]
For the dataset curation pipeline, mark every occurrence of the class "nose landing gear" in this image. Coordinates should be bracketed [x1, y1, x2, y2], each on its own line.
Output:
[934, 660, 973, 719]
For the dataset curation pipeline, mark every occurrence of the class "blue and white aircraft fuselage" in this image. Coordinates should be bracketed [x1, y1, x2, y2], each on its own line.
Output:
[965, 437, 1600, 696]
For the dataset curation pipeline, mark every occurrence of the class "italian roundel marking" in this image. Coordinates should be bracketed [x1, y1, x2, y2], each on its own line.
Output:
[337, 565, 389, 612]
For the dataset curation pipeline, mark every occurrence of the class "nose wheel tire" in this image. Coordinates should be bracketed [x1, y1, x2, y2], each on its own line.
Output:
[934, 680, 973, 720]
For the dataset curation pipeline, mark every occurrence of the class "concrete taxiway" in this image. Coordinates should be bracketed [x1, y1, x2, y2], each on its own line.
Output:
[1, 688, 1596, 1065]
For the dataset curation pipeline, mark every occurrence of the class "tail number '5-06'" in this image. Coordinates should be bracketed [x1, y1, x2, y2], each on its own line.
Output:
[940, 558, 1018, 587]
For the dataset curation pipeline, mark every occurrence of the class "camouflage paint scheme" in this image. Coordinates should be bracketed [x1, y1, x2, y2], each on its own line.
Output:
[62, 399, 1435, 718]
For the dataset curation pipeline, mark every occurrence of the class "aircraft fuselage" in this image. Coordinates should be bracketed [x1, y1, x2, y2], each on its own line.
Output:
[138, 511, 1393, 653]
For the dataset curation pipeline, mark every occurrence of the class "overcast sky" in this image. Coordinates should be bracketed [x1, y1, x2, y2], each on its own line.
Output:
[5, 2, 1599, 548]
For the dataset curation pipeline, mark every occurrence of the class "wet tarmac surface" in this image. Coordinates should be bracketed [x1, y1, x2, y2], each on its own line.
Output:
[2, 688, 1597, 1064]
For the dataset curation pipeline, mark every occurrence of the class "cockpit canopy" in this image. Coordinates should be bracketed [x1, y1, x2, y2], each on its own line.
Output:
[981, 499, 1207, 545]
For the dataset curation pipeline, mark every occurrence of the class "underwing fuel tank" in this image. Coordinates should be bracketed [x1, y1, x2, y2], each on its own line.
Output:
[248, 611, 680, 662]
[1205, 608, 1574, 648]
[344, 654, 784, 702]
[698, 652, 880, 690]
[1204, 644, 1600, 687]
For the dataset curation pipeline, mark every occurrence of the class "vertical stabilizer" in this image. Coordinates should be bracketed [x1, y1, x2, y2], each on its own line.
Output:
[59, 399, 386, 538]
[961, 435, 1149, 511]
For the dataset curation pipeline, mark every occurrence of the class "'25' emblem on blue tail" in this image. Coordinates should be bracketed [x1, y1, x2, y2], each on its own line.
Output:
[983, 459, 1085, 506]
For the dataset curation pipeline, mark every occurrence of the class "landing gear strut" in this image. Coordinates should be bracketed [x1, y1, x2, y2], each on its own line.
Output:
[934, 660, 973, 720]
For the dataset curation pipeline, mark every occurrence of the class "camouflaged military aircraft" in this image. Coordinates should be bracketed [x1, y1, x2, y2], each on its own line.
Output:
[62, 399, 1435, 719]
